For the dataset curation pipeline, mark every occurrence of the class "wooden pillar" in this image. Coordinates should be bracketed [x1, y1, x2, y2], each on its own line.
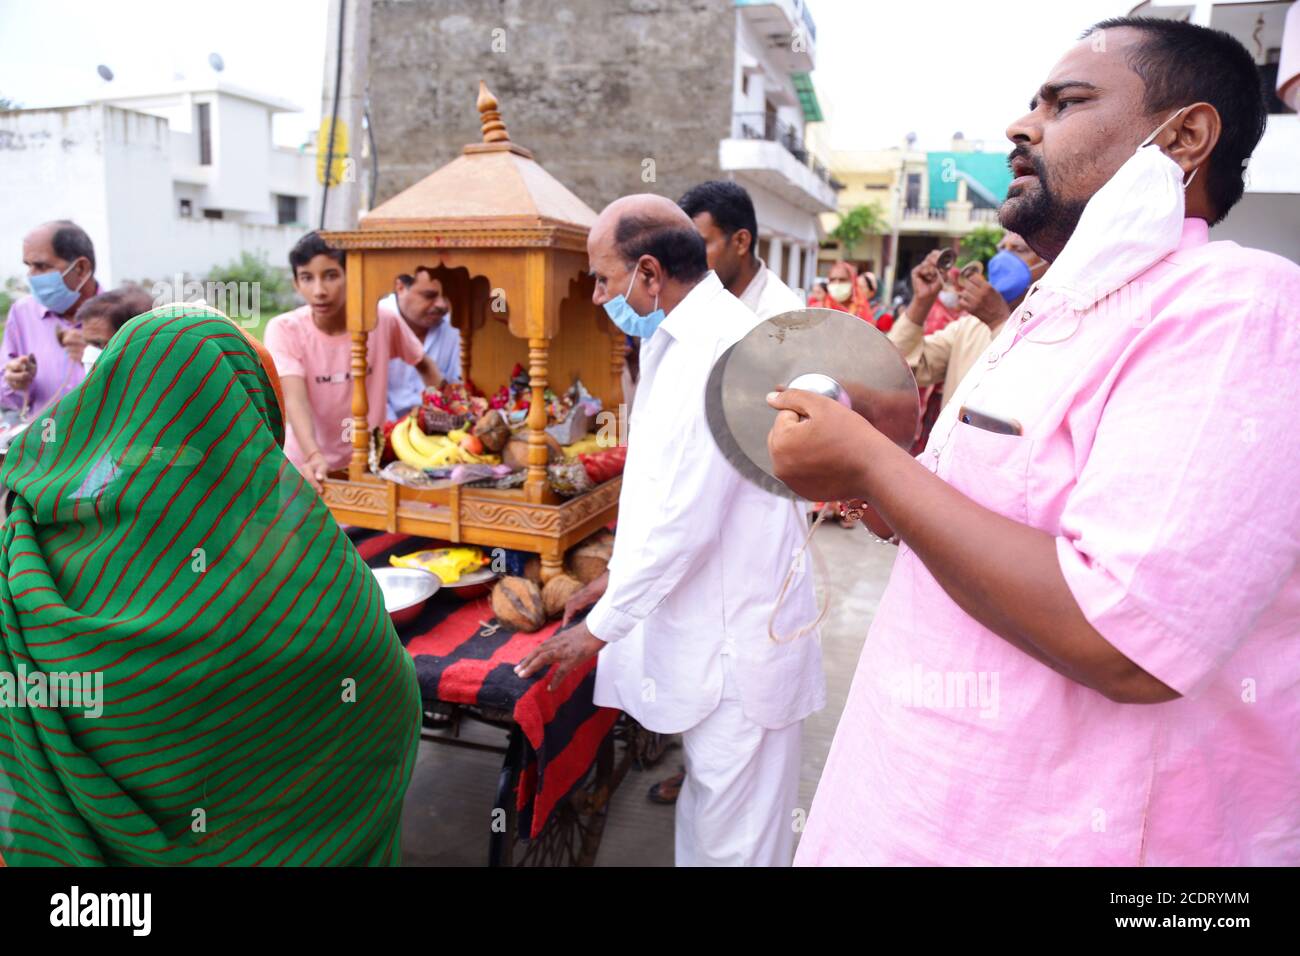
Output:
[346, 251, 371, 481]
[349, 328, 370, 479]
[526, 336, 550, 502]
[459, 319, 471, 385]
[540, 542, 564, 583]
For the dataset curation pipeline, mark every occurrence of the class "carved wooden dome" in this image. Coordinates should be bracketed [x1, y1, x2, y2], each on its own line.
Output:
[360, 81, 597, 234]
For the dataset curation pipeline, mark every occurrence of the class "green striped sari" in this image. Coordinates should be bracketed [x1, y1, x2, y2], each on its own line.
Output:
[0, 305, 420, 866]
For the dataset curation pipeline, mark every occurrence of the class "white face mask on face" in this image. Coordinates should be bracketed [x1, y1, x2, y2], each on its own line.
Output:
[1034, 106, 1196, 315]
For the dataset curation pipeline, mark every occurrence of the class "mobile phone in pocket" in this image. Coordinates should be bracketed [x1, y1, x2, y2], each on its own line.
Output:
[958, 404, 1023, 436]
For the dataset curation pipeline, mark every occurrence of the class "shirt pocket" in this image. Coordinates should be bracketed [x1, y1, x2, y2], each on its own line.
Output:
[941, 421, 1034, 524]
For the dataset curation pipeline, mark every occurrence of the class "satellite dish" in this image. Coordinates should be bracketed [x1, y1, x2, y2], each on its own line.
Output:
[96, 65, 114, 82]
[208, 52, 225, 73]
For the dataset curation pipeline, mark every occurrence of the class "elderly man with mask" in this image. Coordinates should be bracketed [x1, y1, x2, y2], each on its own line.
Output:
[770, 17, 1300, 866]
[517, 194, 825, 867]
[2, 221, 100, 416]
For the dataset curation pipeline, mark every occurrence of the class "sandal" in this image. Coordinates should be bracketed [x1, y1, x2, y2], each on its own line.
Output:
[647, 768, 686, 804]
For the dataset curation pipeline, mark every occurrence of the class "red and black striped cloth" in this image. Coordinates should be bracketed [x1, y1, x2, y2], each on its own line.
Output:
[351, 532, 620, 839]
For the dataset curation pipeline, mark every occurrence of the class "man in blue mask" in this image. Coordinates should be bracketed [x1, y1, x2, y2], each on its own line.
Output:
[2, 220, 100, 416]
[887, 231, 1044, 416]
[517, 193, 826, 866]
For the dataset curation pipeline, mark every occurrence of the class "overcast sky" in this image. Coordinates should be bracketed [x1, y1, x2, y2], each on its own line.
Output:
[1, 0, 1143, 153]
[807, 0, 1143, 152]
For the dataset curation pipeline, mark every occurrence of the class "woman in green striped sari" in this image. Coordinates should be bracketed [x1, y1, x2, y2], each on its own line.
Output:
[0, 304, 420, 866]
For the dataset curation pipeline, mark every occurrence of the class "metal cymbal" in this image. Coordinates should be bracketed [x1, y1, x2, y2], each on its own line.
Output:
[705, 308, 920, 499]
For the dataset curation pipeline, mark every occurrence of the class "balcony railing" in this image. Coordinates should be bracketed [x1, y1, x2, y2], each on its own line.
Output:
[902, 206, 949, 221]
[901, 205, 1005, 224]
[733, 111, 835, 187]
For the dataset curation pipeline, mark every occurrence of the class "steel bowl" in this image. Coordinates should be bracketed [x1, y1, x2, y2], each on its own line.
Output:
[439, 566, 499, 601]
[371, 567, 442, 626]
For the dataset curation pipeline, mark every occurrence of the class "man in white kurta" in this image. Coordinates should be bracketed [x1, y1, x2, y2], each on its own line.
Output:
[679, 179, 805, 324]
[516, 195, 824, 866]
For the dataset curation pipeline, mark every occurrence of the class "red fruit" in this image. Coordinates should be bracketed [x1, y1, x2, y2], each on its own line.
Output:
[460, 434, 484, 455]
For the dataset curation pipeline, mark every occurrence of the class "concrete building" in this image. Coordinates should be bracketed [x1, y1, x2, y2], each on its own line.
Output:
[820, 135, 1011, 297]
[1130, 0, 1300, 264]
[362, 0, 836, 296]
[0, 80, 317, 287]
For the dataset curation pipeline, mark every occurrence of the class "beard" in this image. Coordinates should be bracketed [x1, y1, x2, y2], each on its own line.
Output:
[999, 147, 1088, 262]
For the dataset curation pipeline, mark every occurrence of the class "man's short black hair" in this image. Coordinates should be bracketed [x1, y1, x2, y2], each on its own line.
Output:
[288, 231, 345, 272]
[678, 180, 759, 252]
[45, 220, 95, 273]
[396, 267, 443, 287]
[613, 214, 709, 283]
[1083, 16, 1267, 224]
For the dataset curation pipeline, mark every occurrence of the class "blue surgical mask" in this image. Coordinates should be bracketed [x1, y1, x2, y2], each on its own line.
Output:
[603, 269, 666, 339]
[30, 260, 88, 315]
[986, 250, 1033, 303]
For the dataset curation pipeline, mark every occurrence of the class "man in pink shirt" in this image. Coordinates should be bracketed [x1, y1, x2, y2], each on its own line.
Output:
[768, 18, 1299, 865]
[264, 232, 443, 491]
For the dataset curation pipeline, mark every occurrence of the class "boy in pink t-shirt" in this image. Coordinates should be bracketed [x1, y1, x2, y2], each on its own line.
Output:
[263, 232, 441, 490]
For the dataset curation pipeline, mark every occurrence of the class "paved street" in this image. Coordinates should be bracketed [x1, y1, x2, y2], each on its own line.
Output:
[400, 522, 899, 866]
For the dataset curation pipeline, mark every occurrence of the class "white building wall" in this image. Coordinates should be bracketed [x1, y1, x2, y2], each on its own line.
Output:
[728, 4, 826, 301]
[208, 95, 276, 218]
[0, 104, 312, 288]
[0, 105, 115, 281]
[98, 107, 177, 284]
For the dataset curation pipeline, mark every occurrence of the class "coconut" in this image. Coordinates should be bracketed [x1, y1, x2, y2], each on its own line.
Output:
[491, 576, 547, 632]
[472, 409, 512, 453]
[503, 432, 562, 471]
[542, 574, 584, 619]
[568, 531, 614, 584]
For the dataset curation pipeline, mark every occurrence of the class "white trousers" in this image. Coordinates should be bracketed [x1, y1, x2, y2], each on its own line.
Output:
[674, 655, 802, 867]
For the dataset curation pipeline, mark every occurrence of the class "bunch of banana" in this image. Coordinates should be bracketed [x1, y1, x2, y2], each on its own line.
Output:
[390, 417, 501, 469]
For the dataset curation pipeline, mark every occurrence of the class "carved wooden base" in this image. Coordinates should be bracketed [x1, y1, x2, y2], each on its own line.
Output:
[323, 475, 620, 572]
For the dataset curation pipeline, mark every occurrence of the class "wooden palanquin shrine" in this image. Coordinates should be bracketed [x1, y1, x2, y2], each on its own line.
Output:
[320, 83, 625, 580]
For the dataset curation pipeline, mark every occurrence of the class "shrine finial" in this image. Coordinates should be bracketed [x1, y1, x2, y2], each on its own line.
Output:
[477, 81, 510, 144]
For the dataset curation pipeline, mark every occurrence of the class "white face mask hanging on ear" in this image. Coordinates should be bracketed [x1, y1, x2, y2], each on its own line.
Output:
[1033, 106, 1196, 317]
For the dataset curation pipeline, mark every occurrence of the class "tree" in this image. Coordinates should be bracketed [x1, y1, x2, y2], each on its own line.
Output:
[204, 251, 297, 339]
[958, 224, 1003, 267]
[0, 95, 21, 111]
[829, 203, 887, 259]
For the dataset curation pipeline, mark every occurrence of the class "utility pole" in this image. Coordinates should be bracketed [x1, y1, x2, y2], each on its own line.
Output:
[885, 149, 906, 301]
[317, 0, 372, 231]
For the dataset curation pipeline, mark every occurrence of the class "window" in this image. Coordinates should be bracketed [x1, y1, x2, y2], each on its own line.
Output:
[905, 173, 922, 211]
[197, 102, 212, 166]
[179, 198, 193, 218]
[275, 194, 300, 225]
[202, 209, 224, 220]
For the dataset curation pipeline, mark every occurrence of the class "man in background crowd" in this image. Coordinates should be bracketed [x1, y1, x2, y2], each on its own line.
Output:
[380, 267, 462, 420]
[264, 232, 443, 493]
[888, 233, 1042, 418]
[679, 180, 804, 320]
[2, 221, 100, 416]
